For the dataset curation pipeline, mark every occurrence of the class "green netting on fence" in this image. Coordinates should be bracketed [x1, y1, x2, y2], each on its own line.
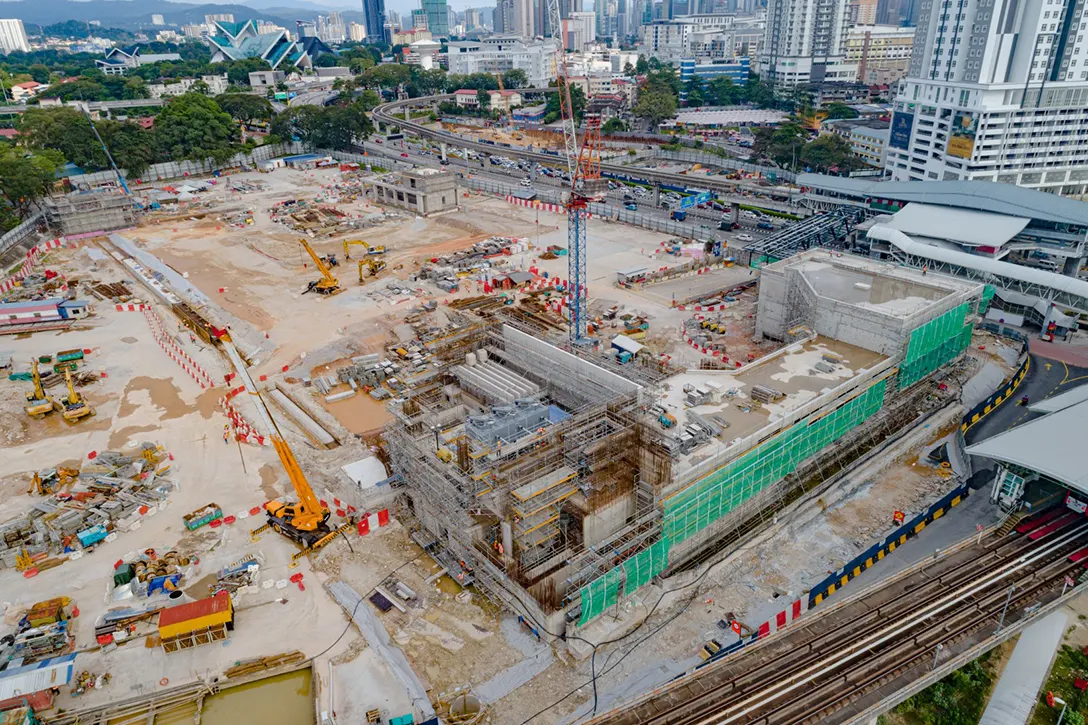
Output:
[662, 378, 887, 545]
[578, 567, 622, 626]
[898, 303, 974, 389]
[622, 537, 670, 596]
[979, 285, 995, 314]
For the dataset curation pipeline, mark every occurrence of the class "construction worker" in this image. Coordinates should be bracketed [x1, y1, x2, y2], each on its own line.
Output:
[223, 424, 230, 444]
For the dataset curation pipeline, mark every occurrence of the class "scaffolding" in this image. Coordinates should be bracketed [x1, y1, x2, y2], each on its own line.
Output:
[43, 190, 139, 237]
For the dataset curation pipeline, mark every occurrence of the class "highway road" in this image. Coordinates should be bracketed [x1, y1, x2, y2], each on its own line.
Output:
[355, 137, 781, 249]
[372, 93, 811, 217]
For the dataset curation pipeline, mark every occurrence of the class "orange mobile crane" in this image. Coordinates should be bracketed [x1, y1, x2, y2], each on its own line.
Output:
[299, 239, 341, 296]
[218, 332, 351, 562]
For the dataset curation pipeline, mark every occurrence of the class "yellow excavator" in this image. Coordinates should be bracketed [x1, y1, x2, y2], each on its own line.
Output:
[24, 360, 58, 418]
[358, 257, 386, 282]
[299, 238, 341, 296]
[217, 332, 351, 563]
[342, 239, 386, 260]
[59, 368, 93, 422]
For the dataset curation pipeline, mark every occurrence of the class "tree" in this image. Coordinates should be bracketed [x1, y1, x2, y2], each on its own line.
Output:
[0, 148, 62, 217]
[705, 76, 741, 106]
[355, 89, 382, 111]
[215, 93, 274, 122]
[42, 78, 110, 101]
[476, 88, 491, 112]
[643, 66, 680, 98]
[226, 58, 272, 86]
[542, 80, 586, 123]
[684, 78, 705, 107]
[190, 80, 210, 95]
[623, 61, 636, 77]
[635, 57, 649, 75]
[28, 64, 50, 84]
[19, 106, 106, 169]
[154, 93, 239, 163]
[634, 90, 677, 128]
[361, 63, 411, 90]
[602, 118, 627, 134]
[824, 102, 859, 120]
[502, 69, 528, 89]
[270, 101, 374, 150]
[99, 120, 155, 178]
[799, 134, 860, 172]
[122, 77, 149, 99]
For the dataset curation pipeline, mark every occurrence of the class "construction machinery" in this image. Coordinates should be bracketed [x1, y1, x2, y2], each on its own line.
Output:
[24, 360, 58, 418]
[59, 368, 93, 422]
[545, 0, 606, 344]
[342, 239, 386, 259]
[358, 257, 387, 282]
[299, 238, 341, 296]
[216, 332, 351, 563]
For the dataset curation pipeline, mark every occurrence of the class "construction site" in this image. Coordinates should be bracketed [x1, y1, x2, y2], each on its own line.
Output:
[0, 104, 1019, 724]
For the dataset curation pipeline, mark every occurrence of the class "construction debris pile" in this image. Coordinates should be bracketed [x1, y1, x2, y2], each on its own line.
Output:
[0, 444, 176, 573]
[0, 270, 69, 303]
[269, 199, 401, 238]
[110, 548, 191, 601]
[227, 180, 268, 195]
[86, 280, 140, 304]
[218, 209, 256, 228]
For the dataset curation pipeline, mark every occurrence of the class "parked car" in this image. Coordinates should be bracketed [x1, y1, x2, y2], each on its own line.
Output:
[401, 152, 409, 158]
[626, 203, 638, 210]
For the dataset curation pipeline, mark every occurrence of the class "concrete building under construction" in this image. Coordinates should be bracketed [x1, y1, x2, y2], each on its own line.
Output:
[43, 190, 139, 238]
[385, 251, 984, 641]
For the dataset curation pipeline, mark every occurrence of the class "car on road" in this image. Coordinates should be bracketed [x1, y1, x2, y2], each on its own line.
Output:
[625, 203, 638, 210]
[520, 179, 533, 187]
[401, 152, 409, 157]
[719, 221, 740, 231]
[757, 221, 775, 230]
[736, 233, 754, 242]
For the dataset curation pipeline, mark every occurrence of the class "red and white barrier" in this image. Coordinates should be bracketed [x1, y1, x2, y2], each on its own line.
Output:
[503, 195, 594, 218]
[756, 597, 808, 639]
[116, 304, 151, 312]
[0, 238, 65, 293]
[143, 308, 217, 389]
[220, 392, 269, 446]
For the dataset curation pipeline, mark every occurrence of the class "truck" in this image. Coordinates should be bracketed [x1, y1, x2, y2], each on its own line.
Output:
[670, 210, 687, 221]
[659, 413, 677, 428]
[183, 503, 223, 531]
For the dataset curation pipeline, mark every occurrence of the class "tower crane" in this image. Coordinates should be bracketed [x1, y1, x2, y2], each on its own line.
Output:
[298, 238, 341, 296]
[24, 360, 57, 418]
[218, 331, 352, 563]
[546, 0, 606, 343]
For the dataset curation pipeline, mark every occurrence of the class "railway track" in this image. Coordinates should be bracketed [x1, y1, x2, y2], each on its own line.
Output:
[587, 512, 1088, 725]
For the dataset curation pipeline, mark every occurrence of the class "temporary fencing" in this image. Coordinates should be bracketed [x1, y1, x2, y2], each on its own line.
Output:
[219, 384, 269, 447]
[143, 308, 216, 390]
[0, 238, 65, 293]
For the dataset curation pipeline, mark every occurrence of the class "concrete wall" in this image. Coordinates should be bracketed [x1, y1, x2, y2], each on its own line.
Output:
[583, 494, 635, 547]
[812, 293, 908, 356]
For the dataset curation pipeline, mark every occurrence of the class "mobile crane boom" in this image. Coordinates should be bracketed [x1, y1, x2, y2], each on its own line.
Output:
[218, 333, 335, 550]
[299, 238, 341, 296]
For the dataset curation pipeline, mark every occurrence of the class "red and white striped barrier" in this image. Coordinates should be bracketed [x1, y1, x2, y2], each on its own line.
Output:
[220, 393, 269, 446]
[143, 308, 217, 389]
[116, 304, 151, 312]
[756, 597, 808, 639]
[681, 324, 734, 363]
[503, 195, 595, 218]
[0, 238, 65, 293]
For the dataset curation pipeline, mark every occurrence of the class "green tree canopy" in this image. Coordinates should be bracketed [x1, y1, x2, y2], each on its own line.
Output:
[154, 93, 239, 163]
[823, 102, 860, 120]
[502, 69, 529, 89]
[18, 106, 106, 170]
[0, 147, 63, 217]
[634, 90, 677, 128]
[542, 80, 586, 123]
[215, 93, 274, 122]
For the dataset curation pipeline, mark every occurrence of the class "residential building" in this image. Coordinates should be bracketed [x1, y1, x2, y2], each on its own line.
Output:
[844, 24, 913, 85]
[513, 0, 534, 37]
[392, 28, 434, 44]
[156, 30, 182, 43]
[0, 19, 31, 53]
[205, 13, 234, 24]
[148, 74, 229, 99]
[316, 12, 347, 43]
[96, 45, 182, 75]
[465, 8, 482, 29]
[886, 0, 1088, 195]
[349, 22, 367, 41]
[454, 88, 481, 106]
[851, 0, 877, 24]
[207, 19, 334, 70]
[297, 21, 317, 38]
[181, 24, 207, 39]
[404, 38, 442, 68]
[9, 80, 44, 101]
[447, 37, 560, 87]
[824, 118, 890, 167]
[423, 0, 451, 37]
[249, 70, 287, 89]
[875, 0, 917, 26]
[151, 14, 165, 26]
[411, 9, 429, 29]
[488, 89, 523, 112]
[565, 12, 597, 50]
[760, 0, 856, 85]
[495, 0, 515, 34]
[364, 0, 387, 40]
[639, 15, 737, 63]
[256, 21, 290, 38]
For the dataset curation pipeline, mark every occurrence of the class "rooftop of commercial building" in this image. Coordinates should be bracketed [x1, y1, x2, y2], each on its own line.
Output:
[797, 174, 1088, 227]
[661, 335, 888, 473]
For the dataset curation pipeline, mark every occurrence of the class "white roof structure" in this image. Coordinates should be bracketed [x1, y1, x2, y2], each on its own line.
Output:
[341, 456, 389, 490]
[966, 399, 1088, 493]
[885, 203, 1029, 248]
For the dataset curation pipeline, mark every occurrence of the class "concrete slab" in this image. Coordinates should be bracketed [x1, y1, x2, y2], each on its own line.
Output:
[979, 610, 1068, 725]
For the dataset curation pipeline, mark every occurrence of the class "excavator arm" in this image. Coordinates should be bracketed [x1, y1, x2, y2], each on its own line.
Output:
[31, 360, 46, 400]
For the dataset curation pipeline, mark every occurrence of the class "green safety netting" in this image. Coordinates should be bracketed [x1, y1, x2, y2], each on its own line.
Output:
[662, 379, 887, 545]
[622, 537, 670, 596]
[979, 285, 996, 314]
[578, 567, 622, 626]
[898, 303, 973, 389]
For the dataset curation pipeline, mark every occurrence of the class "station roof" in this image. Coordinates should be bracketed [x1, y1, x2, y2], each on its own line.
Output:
[885, 203, 1029, 248]
[966, 399, 1088, 493]
[1028, 383, 1088, 415]
[797, 174, 1088, 227]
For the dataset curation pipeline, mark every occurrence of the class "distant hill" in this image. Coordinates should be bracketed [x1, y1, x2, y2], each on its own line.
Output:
[0, 0, 316, 30]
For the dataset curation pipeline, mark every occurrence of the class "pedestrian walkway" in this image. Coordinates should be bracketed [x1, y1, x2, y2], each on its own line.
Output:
[979, 610, 1068, 725]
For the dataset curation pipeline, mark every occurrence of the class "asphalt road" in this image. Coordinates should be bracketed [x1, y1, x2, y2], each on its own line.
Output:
[965, 351, 1088, 446]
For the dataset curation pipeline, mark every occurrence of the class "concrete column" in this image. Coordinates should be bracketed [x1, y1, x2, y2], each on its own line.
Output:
[1063, 255, 1083, 277]
[731, 206, 740, 224]
[501, 521, 514, 569]
[653, 182, 662, 208]
[440, 142, 447, 162]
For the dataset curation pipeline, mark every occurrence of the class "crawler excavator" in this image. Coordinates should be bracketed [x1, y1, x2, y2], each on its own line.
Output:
[24, 360, 58, 418]
[298, 239, 341, 296]
[58, 367, 94, 422]
[217, 331, 352, 564]
[342, 239, 386, 260]
[358, 257, 386, 282]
